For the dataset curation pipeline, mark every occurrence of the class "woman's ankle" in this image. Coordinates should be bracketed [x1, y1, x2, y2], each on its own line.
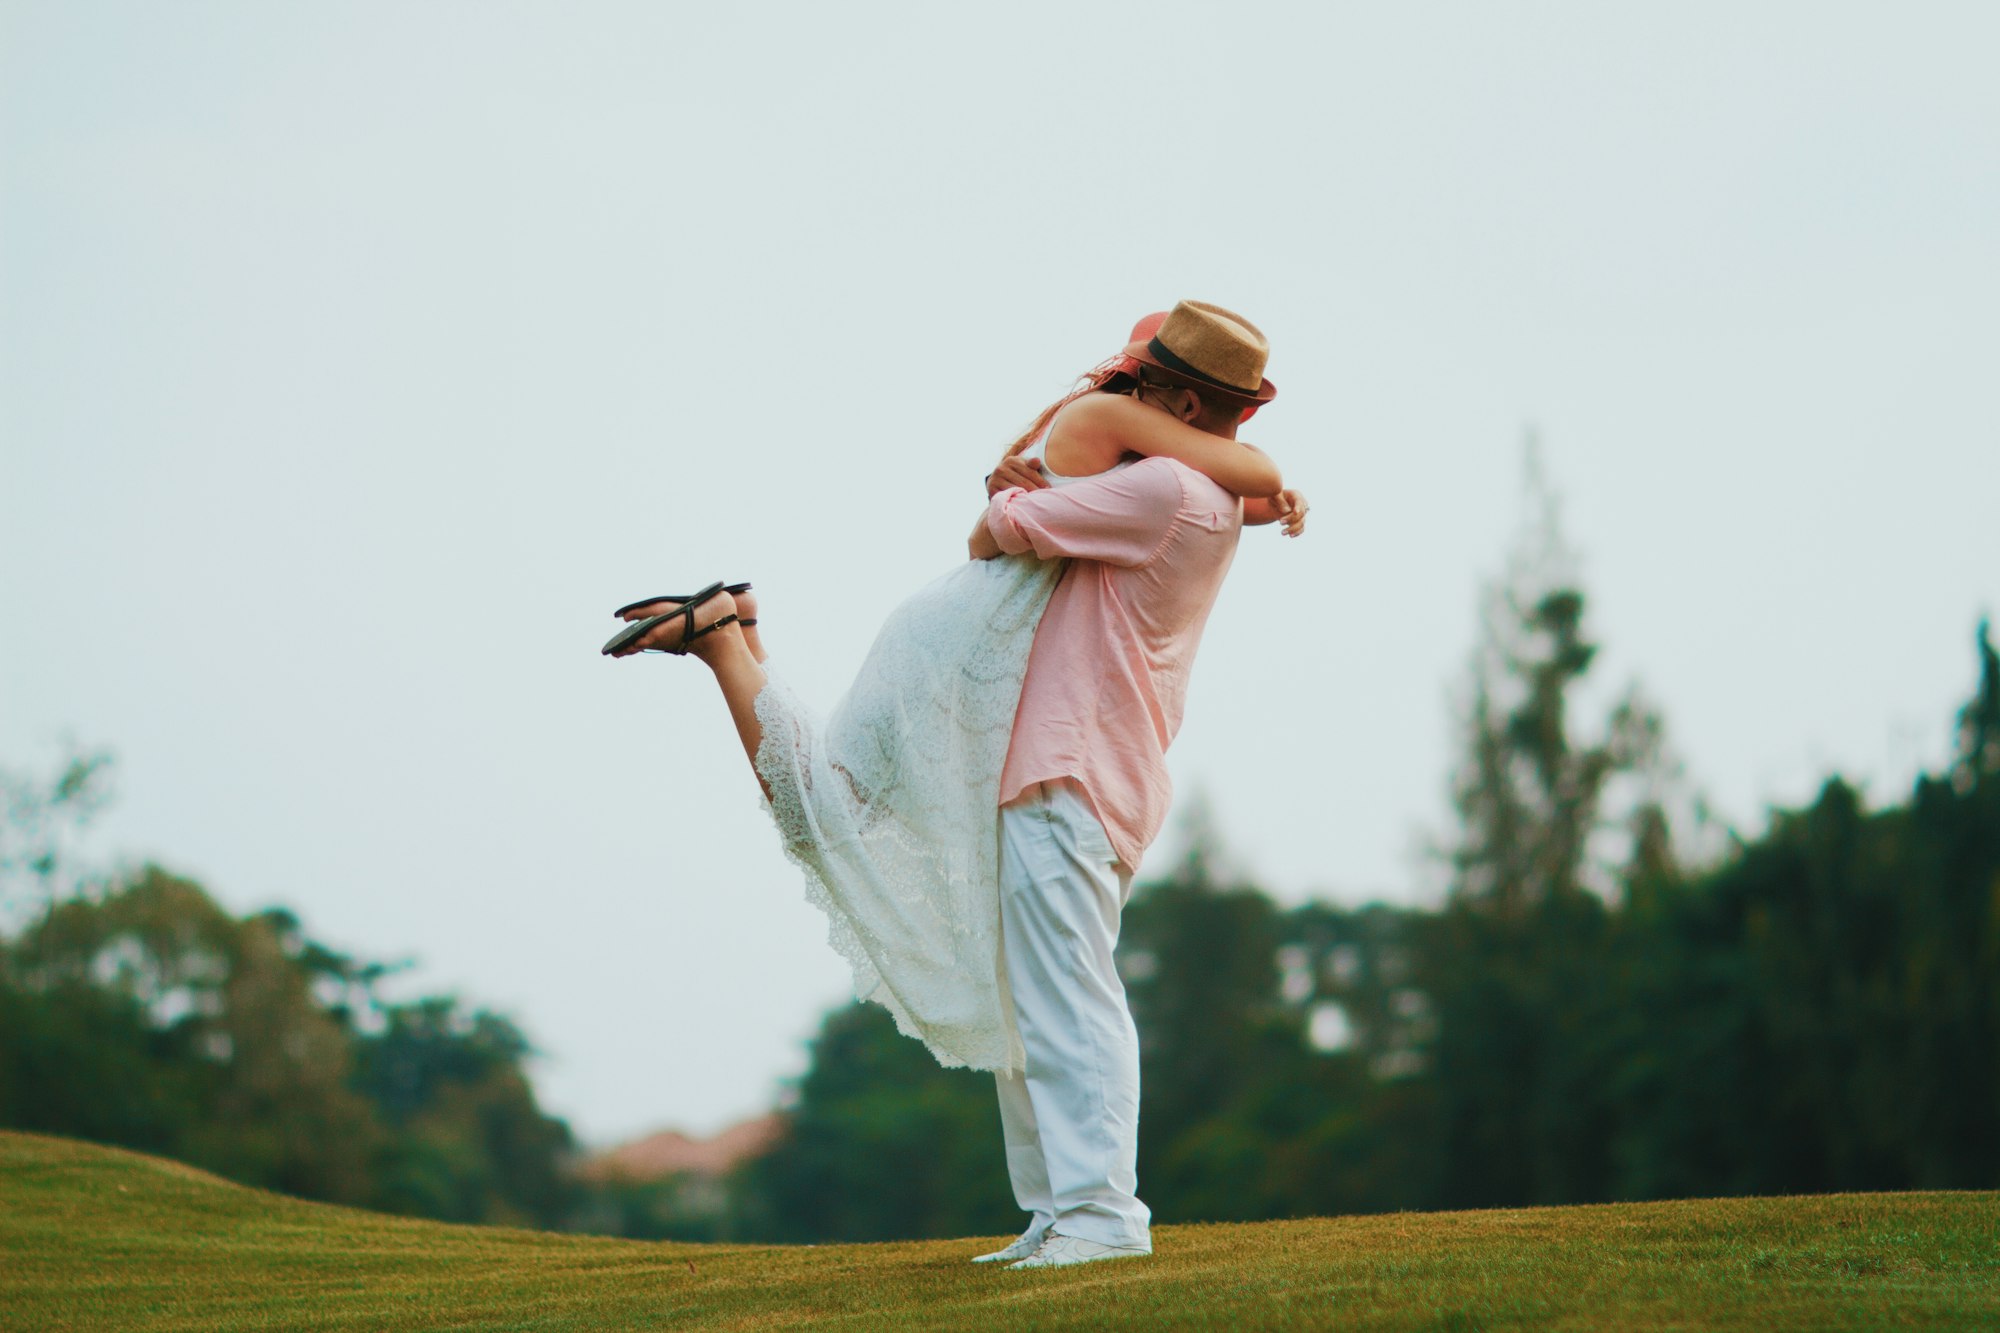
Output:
[734, 587, 766, 662]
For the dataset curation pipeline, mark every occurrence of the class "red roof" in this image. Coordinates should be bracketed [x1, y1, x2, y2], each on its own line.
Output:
[579, 1113, 785, 1182]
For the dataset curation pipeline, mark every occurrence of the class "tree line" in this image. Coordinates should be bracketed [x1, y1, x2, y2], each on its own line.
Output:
[5, 463, 1994, 1241]
[0, 751, 581, 1227]
[718, 470, 2000, 1240]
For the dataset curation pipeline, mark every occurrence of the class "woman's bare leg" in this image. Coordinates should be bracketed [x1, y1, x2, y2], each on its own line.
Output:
[734, 587, 767, 664]
[691, 625, 768, 775]
[610, 592, 768, 780]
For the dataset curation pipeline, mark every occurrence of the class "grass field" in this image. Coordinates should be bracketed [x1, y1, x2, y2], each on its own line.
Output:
[3, 1130, 1997, 1331]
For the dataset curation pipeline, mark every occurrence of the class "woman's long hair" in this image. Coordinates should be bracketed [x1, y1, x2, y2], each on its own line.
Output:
[994, 354, 1141, 466]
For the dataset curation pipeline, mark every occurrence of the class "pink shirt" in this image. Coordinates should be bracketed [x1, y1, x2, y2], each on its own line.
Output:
[984, 456, 1244, 871]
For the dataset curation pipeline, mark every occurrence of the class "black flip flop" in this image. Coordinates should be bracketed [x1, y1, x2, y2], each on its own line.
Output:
[601, 581, 740, 656]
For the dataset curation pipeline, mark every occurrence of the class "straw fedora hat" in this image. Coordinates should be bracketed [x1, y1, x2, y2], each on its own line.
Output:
[1124, 300, 1277, 404]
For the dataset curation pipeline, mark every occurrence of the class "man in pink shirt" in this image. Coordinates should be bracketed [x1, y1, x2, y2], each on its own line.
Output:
[963, 302, 1293, 1270]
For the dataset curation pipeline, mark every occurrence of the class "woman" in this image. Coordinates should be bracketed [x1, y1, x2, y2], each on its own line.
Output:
[602, 306, 1304, 1074]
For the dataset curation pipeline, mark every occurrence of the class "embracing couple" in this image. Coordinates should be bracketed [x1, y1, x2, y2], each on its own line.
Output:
[603, 301, 1305, 1269]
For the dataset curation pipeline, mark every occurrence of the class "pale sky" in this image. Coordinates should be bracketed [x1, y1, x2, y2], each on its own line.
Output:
[4, 2, 1995, 1145]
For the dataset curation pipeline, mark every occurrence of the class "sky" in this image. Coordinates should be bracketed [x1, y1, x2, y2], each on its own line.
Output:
[3, 2, 1995, 1146]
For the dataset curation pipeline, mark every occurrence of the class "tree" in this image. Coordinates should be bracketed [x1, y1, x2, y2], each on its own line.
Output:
[1421, 444, 1672, 1206]
[1443, 446, 1671, 915]
[1590, 621, 2000, 1200]
[8, 868, 382, 1201]
[1117, 815, 1297, 1222]
[2, 861, 578, 1225]
[0, 743, 112, 913]
[354, 998, 578, 1226]
[730, 1002, 1014, 1243]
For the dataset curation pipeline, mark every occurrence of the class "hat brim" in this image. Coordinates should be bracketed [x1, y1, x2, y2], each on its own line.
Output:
[1123, 339, 1277, 404]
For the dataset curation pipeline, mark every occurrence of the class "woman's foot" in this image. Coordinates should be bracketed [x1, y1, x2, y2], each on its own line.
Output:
[607, 588, 741, 660]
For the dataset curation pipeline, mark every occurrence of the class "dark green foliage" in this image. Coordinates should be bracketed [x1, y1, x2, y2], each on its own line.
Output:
[1118, 846, 1336, 1224]
[9, 481, 1997, 1246]
[355, 1000, 577, 1226]
[0, 861, 578, 1228]
[0, 970, 207, 1155]
[730, 1002, 1016, 1243]
[735, 665, 1996, 1237]
[725, 486, 2000, 1238]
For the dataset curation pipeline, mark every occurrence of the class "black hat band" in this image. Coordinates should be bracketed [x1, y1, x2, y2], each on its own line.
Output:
[1145, 336, 1259, 396]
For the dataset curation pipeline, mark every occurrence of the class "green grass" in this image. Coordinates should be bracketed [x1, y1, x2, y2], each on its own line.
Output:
[3, 1131, 1997, 1331]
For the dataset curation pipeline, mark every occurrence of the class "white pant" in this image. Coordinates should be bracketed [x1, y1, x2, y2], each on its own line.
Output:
[993, 779, 1152, 1252]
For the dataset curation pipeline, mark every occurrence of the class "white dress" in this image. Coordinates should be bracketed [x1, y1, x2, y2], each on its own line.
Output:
[750, 442, 1125, 1075]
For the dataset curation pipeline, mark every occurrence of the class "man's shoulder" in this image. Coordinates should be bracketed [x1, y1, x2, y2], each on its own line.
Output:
[1041, 454, 1187, 506]
[1121, 455, 1202, 491]
[1127, 456, 1239, 514]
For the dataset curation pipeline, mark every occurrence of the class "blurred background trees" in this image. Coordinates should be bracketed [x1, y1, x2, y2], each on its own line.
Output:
[6, 460, 1996, 1242]
[0, 766, 581, 1228]
[710, 461, 2000, 1239]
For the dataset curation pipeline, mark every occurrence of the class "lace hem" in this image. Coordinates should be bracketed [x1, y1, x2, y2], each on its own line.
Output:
[746, 555, 1059, 1075]
[754, 671, 1019, 1072]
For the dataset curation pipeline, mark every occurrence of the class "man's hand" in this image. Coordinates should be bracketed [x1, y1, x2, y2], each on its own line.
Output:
[987, 455, 1049, 497]
[968, 511, 1003, 560]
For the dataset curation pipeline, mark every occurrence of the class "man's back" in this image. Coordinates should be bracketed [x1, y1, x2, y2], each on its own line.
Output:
[983, 455, 1244, 871]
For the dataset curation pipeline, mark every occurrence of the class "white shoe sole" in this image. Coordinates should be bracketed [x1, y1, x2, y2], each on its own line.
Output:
[971, 1234, 1046, 1264]
[1006, 1238, 1151, 1270]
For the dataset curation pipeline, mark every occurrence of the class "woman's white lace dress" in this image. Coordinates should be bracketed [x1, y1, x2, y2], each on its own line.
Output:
[751, 444, 1119, 1074]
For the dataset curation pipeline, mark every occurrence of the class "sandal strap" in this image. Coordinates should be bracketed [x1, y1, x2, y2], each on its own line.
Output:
[661, 581, 724, 650]
[613, 582, 751, 620]
[690, 612, 740, 643]
[639, 612, 739, 655]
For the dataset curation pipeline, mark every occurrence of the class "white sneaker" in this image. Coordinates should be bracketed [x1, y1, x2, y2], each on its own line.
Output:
[970, 1228, 1048, 1264]
[1006, 1231, 1152, 1270]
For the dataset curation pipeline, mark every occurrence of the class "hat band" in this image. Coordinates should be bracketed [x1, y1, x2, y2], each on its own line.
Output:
[1145, 336, 1258, 395]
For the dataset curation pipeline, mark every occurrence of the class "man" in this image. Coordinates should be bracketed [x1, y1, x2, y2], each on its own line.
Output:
[963, 301, 1301, 1269]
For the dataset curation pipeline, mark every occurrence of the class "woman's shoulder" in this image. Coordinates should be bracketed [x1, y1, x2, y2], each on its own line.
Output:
[1045, 393, 1131, 477]
[1051, 389, 1137, 434]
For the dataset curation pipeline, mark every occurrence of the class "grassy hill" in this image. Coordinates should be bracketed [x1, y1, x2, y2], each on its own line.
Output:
[3, 1131, 1996, 1331]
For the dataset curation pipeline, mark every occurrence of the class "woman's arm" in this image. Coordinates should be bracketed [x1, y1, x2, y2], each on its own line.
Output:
[1055, 393, 1282, 497]
[1243, 489, 1309, 536]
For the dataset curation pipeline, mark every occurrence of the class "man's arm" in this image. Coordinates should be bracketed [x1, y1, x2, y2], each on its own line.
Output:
[970, 455, 1050, 559]
[968, 510, 1004, 560]
[982, 460, 1185, 567]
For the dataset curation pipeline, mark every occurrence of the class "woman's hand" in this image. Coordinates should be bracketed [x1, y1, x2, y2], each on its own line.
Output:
[1243, 489, 1309, 536]
[987, 456, 1049, 497]
[1271, 489, 1307, 537]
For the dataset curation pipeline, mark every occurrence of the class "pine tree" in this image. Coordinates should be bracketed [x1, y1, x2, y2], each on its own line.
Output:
[1443, 443, 1670, 915]
[1423, 440, 1675, 1206]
